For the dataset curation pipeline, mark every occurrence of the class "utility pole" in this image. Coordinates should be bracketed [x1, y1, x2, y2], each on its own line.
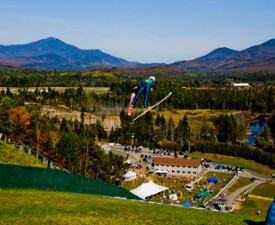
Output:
[188, 127, 191, 154]
[36, 122, 40, 159]
[85, 141, 89, 176]
[131, 133, 134, 146]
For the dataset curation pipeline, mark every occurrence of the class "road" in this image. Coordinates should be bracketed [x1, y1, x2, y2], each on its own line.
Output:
[207, 168, 271, 210]
[221, 169, 271, 210]
[101, 144, 154, 173]
[223, 179, 265, 209]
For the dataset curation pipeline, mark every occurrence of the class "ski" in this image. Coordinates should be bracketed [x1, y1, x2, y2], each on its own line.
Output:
[133, 92, 172, 122]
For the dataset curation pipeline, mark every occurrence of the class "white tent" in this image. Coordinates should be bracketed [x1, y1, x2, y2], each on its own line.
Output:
[124, 159, 131, 164]
[123, 171, 137, 181]
[130, 180, 168, 200]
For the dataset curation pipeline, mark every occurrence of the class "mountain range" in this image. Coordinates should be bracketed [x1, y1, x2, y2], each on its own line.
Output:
[0, 37, 275, 72]
[0, 37, 150, 70]
[171, 39, 275, 73]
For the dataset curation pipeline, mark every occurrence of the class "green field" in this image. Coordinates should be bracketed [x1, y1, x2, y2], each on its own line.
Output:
[0, 189, 267, 225]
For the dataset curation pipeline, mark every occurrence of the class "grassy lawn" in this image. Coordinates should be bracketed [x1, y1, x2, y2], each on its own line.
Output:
[251, 182, 275, 199]
[241, 197, 272, 218]
[0, 189, 267, 225]
[227, 177, 251, 194]
[239, 182, 275, 217]
[0, 141, 46, 168]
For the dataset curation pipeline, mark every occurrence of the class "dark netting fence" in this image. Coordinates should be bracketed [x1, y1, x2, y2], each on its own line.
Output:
[0, 164, 141, 200]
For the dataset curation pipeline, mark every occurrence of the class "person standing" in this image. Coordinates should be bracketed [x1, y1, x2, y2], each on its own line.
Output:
[127, 76, 156, 116]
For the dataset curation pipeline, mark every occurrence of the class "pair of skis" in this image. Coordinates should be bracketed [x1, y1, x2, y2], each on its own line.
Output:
[128, 92, 172, 121]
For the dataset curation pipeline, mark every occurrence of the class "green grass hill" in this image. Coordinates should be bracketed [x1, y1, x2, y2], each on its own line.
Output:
[0, 140, 46, 168]
[0, 189, 267, 225]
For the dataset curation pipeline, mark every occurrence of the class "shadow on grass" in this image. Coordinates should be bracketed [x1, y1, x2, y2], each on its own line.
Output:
[244, 220, 265, 225]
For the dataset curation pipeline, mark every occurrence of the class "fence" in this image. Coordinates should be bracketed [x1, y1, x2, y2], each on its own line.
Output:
[0, 164, 141, 200]
[0, 132, 69, 172]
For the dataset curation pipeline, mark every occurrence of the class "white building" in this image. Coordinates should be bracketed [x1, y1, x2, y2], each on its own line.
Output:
[154, 157, 202, 177]
[232, 83, 250, 87]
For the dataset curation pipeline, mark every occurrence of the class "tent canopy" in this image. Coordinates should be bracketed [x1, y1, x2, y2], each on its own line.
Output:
[207, 177, 219, 183]
[195, 189, 209, 199]
[182, 200, 192, 207]
[130, 180, 168, 200]
[123, 171, 137, 181]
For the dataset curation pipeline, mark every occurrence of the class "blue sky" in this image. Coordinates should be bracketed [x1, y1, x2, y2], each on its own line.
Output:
[1, 0, 275, 63]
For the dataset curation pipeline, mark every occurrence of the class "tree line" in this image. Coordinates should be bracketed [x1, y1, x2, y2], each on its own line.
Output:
[1, 67, 275, 87]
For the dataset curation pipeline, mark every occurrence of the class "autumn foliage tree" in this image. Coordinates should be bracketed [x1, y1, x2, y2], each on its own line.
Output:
[8, 107, 31, 141]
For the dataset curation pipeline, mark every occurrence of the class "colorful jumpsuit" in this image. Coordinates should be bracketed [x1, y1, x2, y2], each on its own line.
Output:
[131, 79, 156, 109]
[266, 198, 275, 225]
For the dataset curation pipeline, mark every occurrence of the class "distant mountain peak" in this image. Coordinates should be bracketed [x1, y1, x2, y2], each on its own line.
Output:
[30, 37, 73, 48]
[202, 47, 238, 58]
[171, 38, 275, 72]
[209, 47, 236, 54]
[196, 47, 238, 62]
[262, 38, 275, 47]
[41, 36, 62, 41]
[0, 37, 147, 70]
[46, 36, 58, 40]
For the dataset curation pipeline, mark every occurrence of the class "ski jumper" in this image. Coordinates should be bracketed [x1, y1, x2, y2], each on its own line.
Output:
[131, 78, 155, 109]
[266, 198, 275, 225]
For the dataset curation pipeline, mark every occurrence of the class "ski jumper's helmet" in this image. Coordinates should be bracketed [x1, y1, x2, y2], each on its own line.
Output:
[149, 76, 155, 81]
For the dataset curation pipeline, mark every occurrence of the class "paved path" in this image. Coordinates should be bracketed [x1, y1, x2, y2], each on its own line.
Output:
[224, 179, 265, 209]
[213, 169, 270, 210]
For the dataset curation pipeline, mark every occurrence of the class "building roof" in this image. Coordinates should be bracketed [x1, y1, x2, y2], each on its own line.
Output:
[154, 157, 201, 167]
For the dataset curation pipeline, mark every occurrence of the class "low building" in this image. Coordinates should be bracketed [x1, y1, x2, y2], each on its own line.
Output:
[232, 83, 250, 87]
[154, 157, 202, 177]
